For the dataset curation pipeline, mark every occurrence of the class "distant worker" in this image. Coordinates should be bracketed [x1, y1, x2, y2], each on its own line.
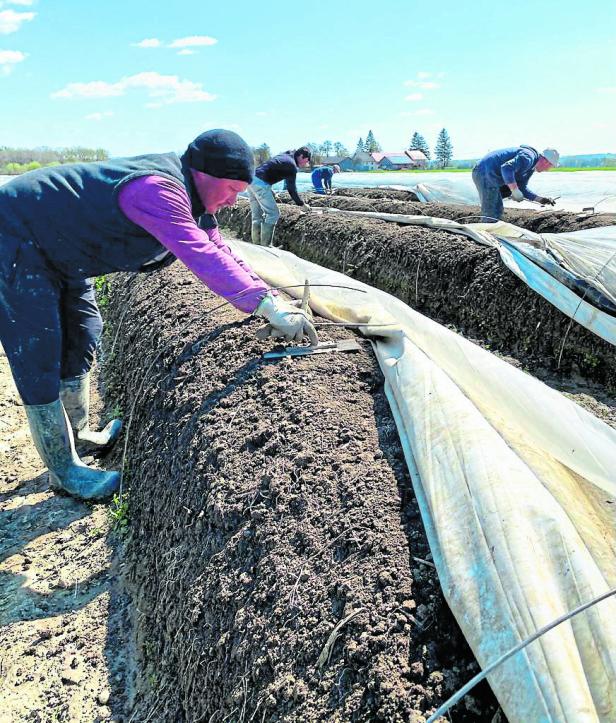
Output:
[472, 146, 559, 222]
[311, 164, 340, 194]
[247, 147, 312, 246]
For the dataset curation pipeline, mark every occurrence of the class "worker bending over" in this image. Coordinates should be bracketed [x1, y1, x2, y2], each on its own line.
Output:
[311, 164, 340, 194]
[0, 129, 317, 501]
[247, 147, 312, 246]
[472, 146, 559, 221]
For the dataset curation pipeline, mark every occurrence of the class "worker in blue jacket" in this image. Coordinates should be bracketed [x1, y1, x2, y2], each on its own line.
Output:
[472, 146, 559, 221]
[311, 164, 340, 194]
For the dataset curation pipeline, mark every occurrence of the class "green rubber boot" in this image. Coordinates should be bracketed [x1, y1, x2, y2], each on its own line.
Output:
[60, 373, 122, 451]
[25, 400, 120, 501]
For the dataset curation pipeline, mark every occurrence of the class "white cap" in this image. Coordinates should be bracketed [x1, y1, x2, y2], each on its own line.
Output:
[541, 148, 560, 167]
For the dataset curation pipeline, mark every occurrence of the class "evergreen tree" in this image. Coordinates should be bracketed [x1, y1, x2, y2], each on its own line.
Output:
[355, 137, 365, 154]
[364, 130, 382, 153]
[434, 128, 453, 168]
[410, 131, 431, 159]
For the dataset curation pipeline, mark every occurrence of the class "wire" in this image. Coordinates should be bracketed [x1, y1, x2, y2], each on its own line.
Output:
[426, 586, 616, 722]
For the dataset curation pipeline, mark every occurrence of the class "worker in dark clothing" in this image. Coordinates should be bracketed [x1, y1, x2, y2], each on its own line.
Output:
[247, 147, 312, 246]
[0, 129, 317, 501]
[472, 146, 559, 221]
[311, 164, 340, 194]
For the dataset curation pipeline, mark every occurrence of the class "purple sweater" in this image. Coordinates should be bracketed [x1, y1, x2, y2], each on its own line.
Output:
[118, 175, 270, 314]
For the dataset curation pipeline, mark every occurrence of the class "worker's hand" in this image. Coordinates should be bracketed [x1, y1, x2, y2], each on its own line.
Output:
[536, 196, 556, 206]
[510, 188, 524, 202]
[255, 293, 319, 345]
[301, 203, 312, 213]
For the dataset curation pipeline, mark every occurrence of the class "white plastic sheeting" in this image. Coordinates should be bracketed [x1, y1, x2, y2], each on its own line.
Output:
[317, 207, 616, 347]
[230, 238, 616, 722]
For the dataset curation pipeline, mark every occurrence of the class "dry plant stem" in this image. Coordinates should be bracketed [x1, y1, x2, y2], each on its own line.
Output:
[317, 608, 367, 670]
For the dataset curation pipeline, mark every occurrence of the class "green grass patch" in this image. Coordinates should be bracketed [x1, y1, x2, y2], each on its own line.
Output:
[94, 275, 112, 307]
[549, 166, 616, 172]
[109, 492, 129, 533]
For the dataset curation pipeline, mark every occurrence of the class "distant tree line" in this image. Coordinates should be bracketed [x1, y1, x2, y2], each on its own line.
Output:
[0, 146, 110, 175]
[252, 141, 351, 168]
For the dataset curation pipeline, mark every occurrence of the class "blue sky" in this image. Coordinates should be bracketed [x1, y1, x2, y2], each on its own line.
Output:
[1, 0, 614, 159]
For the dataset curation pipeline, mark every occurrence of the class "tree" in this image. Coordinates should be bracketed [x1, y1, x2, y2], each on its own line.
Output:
[320, 140, 333, 158]
[364, 130, 382, 153]
[306, 143, 323, 165]
[355, 137, 365, 154]
[434, 128, 453, 168]
[253, 143, 271, 166]
[410, 131, 431, 160]
[333, 141, 349, 158]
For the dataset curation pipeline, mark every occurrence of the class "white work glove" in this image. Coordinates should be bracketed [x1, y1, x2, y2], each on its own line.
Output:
[301, 203, 312, 213]
[510, 188, 524, 202]
[255, 293, 319, 345]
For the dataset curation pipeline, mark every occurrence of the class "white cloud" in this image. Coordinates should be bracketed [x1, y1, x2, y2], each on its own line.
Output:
[5, 0, 36, 5]
[404, 79, 440, 89]
[133, 38, 161, 48]
[52, 80, 124, 98]
[405, 93, 424, 102]
[52, 71, 216, 106]
[255, 111, 268, 117]
[596, 86, 616, 94]
[0, 47, 25, 74]
[85, 111, 114, 121]
[0, 48, 25, 62]
[168, 35, 217, 48]
[177, 48, 195, 56]
[417, 71, 431, 79]
[0, 8, 35, 33]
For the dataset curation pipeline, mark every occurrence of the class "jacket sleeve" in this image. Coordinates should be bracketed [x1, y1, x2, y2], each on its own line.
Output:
[118, 175, 271, 313]
[285, 171, 303, 206]
[500, 149, 537, 200]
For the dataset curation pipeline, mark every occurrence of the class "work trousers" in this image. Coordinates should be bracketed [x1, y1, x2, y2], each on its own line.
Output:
[472, 167, 504, 222]
[0, 234, 102, 405]
[311, 170, 327, 194]
[246, 178, 280, 225]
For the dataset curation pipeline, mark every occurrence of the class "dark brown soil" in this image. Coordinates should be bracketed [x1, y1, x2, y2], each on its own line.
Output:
[220, 199, 616, 390]
[275, 189, 616, 234]
[102, 265, 499, 722]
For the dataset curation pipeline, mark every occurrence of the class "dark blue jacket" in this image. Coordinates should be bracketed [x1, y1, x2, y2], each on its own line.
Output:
[255, 153, 303, 206]
[311, 166, 334, 190]
[474, 146, 539, 200]
[0, 153, 196, 279]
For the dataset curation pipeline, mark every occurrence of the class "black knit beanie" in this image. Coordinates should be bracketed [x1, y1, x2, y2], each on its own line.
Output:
[181, 129, 254, 183]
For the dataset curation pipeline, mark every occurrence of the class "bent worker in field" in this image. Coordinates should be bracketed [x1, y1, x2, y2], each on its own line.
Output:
[311, 164, 340, 194]
[472, 146, 559, 222]
[0, 129, 317, 501]
[246, 146, 312, 247]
